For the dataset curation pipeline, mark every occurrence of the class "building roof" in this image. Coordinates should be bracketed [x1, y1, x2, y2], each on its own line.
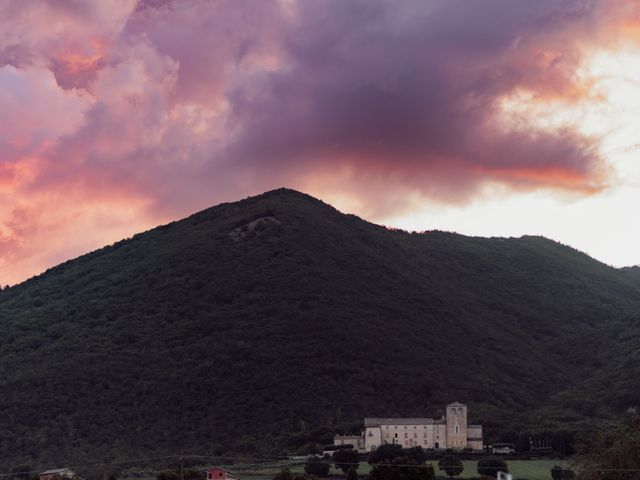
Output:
[40, 469, 74, 475]
[206, 467, 238, 479]
[365, 418, 434, 426]
[447, 402, 467, 407]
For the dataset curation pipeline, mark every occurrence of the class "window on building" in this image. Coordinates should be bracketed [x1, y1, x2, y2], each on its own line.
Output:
[455, 426, 459, 434]
[404, 433, 408, 438]
[414, 433, 417, 438]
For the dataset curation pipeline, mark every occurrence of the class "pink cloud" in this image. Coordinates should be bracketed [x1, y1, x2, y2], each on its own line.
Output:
[0, 0, 638, 284]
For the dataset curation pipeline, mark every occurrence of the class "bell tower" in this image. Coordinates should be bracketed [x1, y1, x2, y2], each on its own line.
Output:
[445, 402, 467, 449]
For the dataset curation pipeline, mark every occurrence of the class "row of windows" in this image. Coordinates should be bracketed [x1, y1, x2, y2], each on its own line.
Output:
[383, 433, 440, 440]
[384, 425, 429, 430]
[385, 432, 428, 439]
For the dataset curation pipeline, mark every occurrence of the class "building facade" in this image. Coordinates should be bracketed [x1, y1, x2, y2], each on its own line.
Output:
[334, 402, 483, 452]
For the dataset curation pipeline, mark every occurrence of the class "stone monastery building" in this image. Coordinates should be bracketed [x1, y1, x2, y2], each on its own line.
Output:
[334, 402, 483, 452]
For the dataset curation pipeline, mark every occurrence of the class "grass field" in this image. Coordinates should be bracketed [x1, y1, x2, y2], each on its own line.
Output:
[457, 460, 570, 479]
[233, 459, 573, 480]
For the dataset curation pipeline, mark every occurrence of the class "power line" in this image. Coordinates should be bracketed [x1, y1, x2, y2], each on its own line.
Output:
[0, 456, 177, 478]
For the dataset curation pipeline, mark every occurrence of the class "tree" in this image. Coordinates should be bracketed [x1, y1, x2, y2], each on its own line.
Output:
[407, 447, 427, 465]
[551, 466, 564, 480]
[477, 457, 508, 479]
[305, 456, 331, 478]
[369, 457, 434, 480]
[438, 456, 464, 478]
[333, 448, 359, 474]
[368, 444, 403, 464]
[346, 468, 358, 480]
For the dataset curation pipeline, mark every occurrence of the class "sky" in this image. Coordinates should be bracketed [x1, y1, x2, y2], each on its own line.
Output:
[1, 0, 639, 285]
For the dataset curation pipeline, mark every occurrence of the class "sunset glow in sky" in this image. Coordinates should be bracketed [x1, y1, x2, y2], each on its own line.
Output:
[1, 0, 640, 285]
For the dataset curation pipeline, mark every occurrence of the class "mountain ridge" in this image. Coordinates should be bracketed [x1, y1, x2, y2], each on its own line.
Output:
[7, 188, 630, 290]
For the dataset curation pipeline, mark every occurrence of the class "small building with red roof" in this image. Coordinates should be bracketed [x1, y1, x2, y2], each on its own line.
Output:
[205, 467, 238, 480]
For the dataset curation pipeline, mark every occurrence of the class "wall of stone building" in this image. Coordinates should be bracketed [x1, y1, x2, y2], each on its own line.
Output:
[446, 405, 467, 449]
[423, 424, 435, 448]
[365, 426, 383, 451]
[467, 439, 483, 450]
[374, 424, 440, 449]
[434, 422, 447, 448]
[334, 435, 365, 452]
[467, 425, 483, 451]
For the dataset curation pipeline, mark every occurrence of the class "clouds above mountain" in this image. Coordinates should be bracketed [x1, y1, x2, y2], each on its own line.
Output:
[0, 0, 638, 283]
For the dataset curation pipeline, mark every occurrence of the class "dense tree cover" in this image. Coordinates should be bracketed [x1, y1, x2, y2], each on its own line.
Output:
[0, 189, 639, 470]
[438, 456, 464, 478]
[575, 416, 640, 480]
[477, 457, 508, 478]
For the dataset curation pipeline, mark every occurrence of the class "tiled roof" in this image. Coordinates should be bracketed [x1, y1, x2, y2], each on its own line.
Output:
[365, 418, 434, 426]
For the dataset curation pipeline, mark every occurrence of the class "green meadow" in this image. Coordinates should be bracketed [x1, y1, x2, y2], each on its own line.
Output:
[234, 459, 573, 480]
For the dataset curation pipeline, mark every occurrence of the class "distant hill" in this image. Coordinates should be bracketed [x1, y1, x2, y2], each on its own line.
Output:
[1, 188, 639, 470]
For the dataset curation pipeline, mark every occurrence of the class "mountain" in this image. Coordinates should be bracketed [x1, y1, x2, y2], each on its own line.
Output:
[1, 188, 639, 471]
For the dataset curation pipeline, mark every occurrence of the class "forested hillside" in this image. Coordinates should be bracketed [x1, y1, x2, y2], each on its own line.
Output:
[1, 188, 639, 470]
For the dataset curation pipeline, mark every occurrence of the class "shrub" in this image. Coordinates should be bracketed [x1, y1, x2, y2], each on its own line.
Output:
[304, 456, 330, 478]
[438, 456, 464, 478]
[369, 458, 435, 480]
[477, 457, 508, 479]
[369, 444, 403, 464]
[333, 449, 359, 473]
